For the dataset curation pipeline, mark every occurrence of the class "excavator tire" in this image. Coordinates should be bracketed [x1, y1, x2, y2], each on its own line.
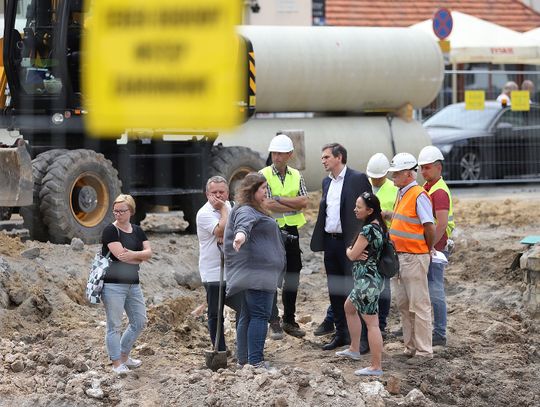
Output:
[39, 149, 122, 244]
[20, 149, 67, 241]
[209, 145, 265, 199]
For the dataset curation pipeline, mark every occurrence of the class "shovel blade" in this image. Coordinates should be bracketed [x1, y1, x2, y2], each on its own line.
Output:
[204, 349, 228, 371]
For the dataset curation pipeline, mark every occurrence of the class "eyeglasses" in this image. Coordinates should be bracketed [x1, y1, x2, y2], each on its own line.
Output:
[113, 209, 129, 215]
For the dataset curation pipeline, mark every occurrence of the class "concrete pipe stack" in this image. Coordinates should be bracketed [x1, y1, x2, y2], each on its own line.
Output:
[219, 25, 444, 189]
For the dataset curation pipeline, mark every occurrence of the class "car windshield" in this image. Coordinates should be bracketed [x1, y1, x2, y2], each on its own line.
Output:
[423, 104, 501, 131]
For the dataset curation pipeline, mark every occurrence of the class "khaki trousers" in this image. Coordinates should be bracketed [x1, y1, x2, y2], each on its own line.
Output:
[395, 253, 433, 356]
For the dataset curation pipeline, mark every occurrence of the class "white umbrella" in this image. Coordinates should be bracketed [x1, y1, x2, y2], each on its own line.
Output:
[522, 27, 540, 41]
[411, 11, 540, 64]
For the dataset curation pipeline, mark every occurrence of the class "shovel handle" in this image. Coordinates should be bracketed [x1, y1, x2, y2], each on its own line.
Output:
[214, 243, 225, 353]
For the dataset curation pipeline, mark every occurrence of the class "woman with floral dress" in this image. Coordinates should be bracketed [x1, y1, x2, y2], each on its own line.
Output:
[336, 192, 385, 376]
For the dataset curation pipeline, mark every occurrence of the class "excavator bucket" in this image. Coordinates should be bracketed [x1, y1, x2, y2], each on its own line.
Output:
[0, 139, 33, 206]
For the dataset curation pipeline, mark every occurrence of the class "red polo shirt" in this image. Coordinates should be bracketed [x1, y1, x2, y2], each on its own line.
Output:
[424, 178, 450, 251]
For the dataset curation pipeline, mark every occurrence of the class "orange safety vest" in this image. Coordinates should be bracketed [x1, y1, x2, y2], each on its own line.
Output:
[390, 185, 430, 254]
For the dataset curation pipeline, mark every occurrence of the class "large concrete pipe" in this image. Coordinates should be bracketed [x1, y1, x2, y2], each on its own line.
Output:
[218, 116, 429, 191]
[238, 26, 444, 113]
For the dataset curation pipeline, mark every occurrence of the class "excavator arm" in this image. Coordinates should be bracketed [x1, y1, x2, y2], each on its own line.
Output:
[0, 37, 33, 208]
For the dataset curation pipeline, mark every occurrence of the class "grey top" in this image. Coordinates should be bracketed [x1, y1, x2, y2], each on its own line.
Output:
[224, 204, 286, 298]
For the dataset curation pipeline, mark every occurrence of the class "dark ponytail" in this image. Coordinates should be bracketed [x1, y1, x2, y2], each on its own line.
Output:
[360, 192, 387, 234]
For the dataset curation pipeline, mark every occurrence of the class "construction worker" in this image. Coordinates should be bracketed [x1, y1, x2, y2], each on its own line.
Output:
[387, 152, 436, 365]
[356, 153, 399, 353]
[260, 133, 308, 339]
[418, 146, 455, 347]
[367, 153, 399, 226]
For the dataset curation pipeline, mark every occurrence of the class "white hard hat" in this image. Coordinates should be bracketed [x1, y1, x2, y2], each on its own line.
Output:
[387, 152, 418, 172]
[268, 134, 294, 152]
[417, 145, 444, 165]
[366, 153, 390, 178]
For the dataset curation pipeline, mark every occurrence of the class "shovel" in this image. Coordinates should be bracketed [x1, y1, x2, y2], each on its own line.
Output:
[204, 243, 228, 371]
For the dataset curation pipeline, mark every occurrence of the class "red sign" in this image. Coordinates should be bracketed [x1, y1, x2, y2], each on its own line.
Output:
[432, 8, 453, 40]
[491, 48, 515, 55]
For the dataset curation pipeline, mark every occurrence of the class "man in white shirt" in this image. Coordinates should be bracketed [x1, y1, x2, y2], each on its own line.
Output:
[310, 143, 372, 350]
[196, 176, 234, 352]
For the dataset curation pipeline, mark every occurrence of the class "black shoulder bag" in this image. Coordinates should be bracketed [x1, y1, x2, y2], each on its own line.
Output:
[373, 223, 400, 279]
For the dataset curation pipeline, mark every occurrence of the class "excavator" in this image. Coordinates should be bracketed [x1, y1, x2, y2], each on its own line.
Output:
[0, 0, 257, 242]
[0, 0, 443, 244]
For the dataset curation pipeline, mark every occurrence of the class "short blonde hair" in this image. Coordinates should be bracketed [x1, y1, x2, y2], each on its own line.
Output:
[113, 194, 136, 214]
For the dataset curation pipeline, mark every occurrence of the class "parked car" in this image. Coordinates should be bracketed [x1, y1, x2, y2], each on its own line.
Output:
[423, 101, 540, 183]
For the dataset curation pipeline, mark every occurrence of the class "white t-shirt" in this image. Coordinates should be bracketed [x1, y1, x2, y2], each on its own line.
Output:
[496, 93, 511, 105]
[196, 201, 231, 282]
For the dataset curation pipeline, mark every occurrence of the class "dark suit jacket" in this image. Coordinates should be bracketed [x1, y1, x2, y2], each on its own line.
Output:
[310, 167, 373, 252]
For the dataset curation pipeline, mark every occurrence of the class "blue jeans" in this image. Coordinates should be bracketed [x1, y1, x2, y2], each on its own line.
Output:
[427, 252, 448, 338]
[236, 289, 274, 365]
[102, 283, 147, 361]
[378, 276, 392, 332]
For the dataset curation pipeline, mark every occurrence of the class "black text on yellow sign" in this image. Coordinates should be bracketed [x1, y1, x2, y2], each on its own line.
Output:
[83, 0, 243, 136]
[511, 91, 530, 111]
[465, 90, 485, 110]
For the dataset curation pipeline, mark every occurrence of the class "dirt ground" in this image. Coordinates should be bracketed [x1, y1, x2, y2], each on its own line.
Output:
[0, 191, 538, 406]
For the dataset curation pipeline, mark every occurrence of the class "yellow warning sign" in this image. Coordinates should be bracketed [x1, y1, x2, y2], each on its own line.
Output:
[83, 0, 243, 135]
[465, 90, 485, 110]
[511, 90, 530, 111]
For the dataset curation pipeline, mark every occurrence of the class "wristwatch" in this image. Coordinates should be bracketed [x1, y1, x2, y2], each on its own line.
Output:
[274, 196, 281, 202]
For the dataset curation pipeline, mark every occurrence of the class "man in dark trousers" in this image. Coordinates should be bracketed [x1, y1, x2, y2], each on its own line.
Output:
[310, 143, 372, 350]
[261, 133, 309, 340]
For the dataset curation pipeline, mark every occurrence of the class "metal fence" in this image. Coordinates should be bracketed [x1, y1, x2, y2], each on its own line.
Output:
[419, 69, 540, 185]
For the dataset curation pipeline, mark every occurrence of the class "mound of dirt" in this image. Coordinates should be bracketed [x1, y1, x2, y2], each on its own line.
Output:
[0, 192, 538, 406]
[0, 233, 24, 256]
[455, 197, 535, 227]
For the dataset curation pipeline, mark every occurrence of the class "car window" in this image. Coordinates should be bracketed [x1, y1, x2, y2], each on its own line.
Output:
[498, 110, 526, 127]
[527, 107, 540, 127]
[423, 104, 500, 131]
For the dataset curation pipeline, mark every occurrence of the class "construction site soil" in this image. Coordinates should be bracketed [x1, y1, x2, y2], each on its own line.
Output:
[0, 190, 538, 406]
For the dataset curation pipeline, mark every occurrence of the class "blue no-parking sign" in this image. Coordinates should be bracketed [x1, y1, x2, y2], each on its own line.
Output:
[432, 8, 453, 40]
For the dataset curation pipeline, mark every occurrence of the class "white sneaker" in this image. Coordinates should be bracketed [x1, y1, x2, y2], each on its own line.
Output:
[252, 360, 270, 369]
[124, 357, 142, 368]
[335, 348, 361, 361]
[252, 361, 277, 373]
[112, 364, 130, 374]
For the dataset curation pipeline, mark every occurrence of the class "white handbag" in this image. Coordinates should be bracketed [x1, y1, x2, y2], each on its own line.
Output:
[86, 252, 111, 304]
[86, 226, 119, 304]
